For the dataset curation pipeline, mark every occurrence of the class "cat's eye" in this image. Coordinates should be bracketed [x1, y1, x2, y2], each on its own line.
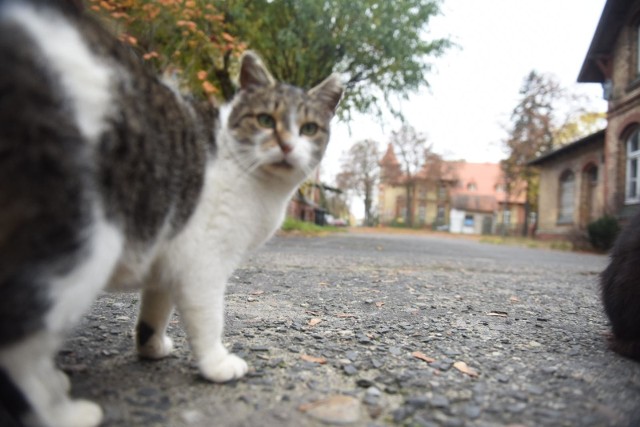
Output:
[256, 113, 276, 129]
[300, 122, 319, 136]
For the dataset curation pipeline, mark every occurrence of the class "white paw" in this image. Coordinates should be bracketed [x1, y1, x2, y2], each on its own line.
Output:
[48, 399, 103, 427]
[137, 335, 174, 359]
[199, 352, 248, 383]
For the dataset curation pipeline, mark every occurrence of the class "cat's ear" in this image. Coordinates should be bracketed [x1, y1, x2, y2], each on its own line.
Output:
[309, 74, 343, 114]
[239, 51, 275, 89]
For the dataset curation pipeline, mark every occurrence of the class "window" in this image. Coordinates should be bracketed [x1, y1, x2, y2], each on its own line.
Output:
[627, 130, 640, 204]
[464, 214, 474, 227]
[436, 205, 445, 221]
[502, 209, 511, 225]
[438, 184, 447, 199]
[558, 170, 575, 223]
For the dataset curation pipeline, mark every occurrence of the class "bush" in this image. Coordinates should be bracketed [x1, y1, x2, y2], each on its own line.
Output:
[587, 215, 620, 252]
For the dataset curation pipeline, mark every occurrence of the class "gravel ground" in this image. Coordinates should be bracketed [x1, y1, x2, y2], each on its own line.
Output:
[59, 231, 640, 426]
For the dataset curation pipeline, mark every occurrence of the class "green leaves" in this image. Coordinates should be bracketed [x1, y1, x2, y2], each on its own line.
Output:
[221, 0, 451, 119]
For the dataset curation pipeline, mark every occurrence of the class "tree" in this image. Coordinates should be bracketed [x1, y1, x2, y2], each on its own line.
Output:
[390, 125, 429, 227]
[89, 0, 452, 118]
[88, 0, 247, 99]
[336, 139, 380, 226]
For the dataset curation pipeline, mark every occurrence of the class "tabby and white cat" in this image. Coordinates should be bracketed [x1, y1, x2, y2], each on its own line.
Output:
[0, 0, 343, 426]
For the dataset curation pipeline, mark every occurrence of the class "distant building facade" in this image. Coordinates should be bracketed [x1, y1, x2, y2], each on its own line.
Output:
[378, 144, 527, 235]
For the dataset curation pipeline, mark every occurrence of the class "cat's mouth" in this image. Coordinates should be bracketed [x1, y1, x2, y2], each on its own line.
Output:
[271, 160, 294, 169]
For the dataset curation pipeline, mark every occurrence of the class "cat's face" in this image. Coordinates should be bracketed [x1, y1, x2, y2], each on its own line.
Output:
[223, 52, 343, 182]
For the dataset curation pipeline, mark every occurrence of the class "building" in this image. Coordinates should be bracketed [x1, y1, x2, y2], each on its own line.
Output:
[529, 130, 605, 239]
[378, 144, 527, 234]
[448, 161, 527, 235]
[530, 0, 640, 239]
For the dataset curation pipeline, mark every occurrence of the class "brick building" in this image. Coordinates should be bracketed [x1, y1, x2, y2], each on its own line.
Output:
[530, 0, 640, 239]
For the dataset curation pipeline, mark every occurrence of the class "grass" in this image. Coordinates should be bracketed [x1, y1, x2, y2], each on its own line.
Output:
[479, 235, 574, 251]
[280, 218, 343, 235]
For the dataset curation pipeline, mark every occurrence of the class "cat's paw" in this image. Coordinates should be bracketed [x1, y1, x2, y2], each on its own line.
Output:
[137, 334, 174, 359]
[48, 399, 103, 427]
[198, 352, 248, 383]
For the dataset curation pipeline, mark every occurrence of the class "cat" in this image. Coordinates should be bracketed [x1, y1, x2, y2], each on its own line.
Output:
[0, 0, 343, 426]
[600, 209, 640, 361]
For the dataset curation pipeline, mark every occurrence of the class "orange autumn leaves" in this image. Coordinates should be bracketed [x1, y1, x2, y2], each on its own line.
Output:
[88, 0, 247, 98]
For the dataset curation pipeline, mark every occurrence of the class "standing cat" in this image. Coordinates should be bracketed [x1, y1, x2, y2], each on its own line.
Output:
[601, 210, 640, 361]
[0, 0, 343, 426]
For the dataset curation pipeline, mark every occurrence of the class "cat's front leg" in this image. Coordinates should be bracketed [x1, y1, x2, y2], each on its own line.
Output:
[173, 275, 248, 383]
[136, 288, 175, 359]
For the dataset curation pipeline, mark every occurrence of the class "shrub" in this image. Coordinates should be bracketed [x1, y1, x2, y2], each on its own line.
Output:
[587, 215, 620, 252]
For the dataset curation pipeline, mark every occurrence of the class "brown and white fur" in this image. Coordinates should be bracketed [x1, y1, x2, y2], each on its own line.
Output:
[0, 1, 343, 426]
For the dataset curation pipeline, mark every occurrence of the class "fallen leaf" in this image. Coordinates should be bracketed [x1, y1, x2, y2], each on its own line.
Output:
[375, 302, 385, 308]
[300, 354, 327, 364]
[453, 361, 479, 377]
[250, 290, 265, 296]
[336, 313, 358, 318]
[308, 318, 322, 326]
[411, 351, 435, 363]
[509, 296, 520, 303]
[487, 311, 508, 317]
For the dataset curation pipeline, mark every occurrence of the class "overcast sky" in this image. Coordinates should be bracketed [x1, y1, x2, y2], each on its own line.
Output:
[321, 0, 609, 188]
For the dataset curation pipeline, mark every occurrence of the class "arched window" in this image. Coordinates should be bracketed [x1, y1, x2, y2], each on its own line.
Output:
[558, 170, 575, 223]
[627, 129, 640, 204]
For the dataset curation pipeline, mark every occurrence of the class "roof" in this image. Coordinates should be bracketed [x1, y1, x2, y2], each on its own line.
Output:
[578, 0, 634, 83]
[380, 143, 399, 167]
[527, 129, 606, 166]
[451, 194, 497, 213]
[448, 162, 526, 204]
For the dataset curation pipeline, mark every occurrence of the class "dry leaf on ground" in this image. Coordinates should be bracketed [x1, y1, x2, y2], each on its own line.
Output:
[411, 351, 435, 363]
[375, 302, 385, 308]
[300, 354, 327, 364]
[308, 318, 322, 326]
[453, 361, 479, 377]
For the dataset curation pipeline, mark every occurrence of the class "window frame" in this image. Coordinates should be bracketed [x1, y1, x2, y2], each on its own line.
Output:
[558, 170, 575, 224]
[626, 129, 640, 204]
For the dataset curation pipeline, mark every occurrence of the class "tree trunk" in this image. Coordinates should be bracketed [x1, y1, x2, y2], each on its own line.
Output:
[364, 182, 372, 226]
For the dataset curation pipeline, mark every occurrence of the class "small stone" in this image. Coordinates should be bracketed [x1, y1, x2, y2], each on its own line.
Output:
[371, 358, 384, 369]
[345, 351, 358, 361]
[429, 395, 449, 408]
[496, 374, 510, 383]
[301, 395, 361, 425]
[343, 364, 358, 376]
[405, 396, 429, 409]
[366, 386, 381, 397]
[389, 347, 403, 356]
[356, 379, 374, 388]
[508, 402, 527, 413]
[464, 404, 482, 418]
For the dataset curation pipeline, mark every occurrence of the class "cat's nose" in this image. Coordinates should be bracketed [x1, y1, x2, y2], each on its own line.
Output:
[278, 141, 293, 154]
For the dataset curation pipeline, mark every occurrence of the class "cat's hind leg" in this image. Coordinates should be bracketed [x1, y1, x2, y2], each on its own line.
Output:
[136, 287, 175, 360]
[0, 218, 123, 427]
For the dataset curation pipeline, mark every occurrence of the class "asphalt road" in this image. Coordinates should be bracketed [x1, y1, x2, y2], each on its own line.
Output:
[59, 230, 640, 426]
